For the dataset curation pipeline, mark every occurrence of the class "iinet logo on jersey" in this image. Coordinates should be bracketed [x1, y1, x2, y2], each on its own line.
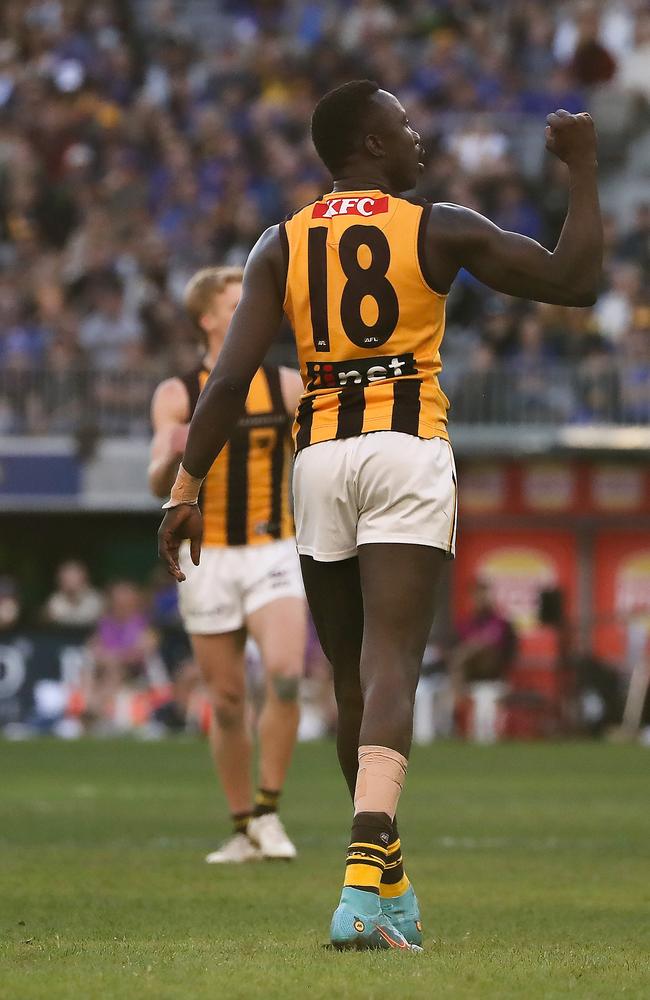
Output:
[306, 354, 417, 390]
[312, 196, 389, 219]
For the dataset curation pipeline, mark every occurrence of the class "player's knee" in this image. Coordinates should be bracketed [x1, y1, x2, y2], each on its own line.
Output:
[364, 668, 416, 717]
[269, 672, 300, 703]
[212, 690, 245, 729]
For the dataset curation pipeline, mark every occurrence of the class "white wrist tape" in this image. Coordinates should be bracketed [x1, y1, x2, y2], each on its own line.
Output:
[162, 463, 204, 509]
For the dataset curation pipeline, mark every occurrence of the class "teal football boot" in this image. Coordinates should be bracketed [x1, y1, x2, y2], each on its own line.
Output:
[330, 887, 422, 951]
[380, 884, 423, 948]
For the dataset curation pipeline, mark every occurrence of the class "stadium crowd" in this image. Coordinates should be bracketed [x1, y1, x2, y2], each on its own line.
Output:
[0, 0, 649, 434]
[0, 560, 337, 739]
[3, 557, 643, 742]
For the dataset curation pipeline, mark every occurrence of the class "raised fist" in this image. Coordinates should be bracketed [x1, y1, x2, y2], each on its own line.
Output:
[545, 110, 597, 168]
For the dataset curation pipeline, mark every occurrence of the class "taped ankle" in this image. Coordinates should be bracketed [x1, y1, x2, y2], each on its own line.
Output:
[354, 745, 408, 820]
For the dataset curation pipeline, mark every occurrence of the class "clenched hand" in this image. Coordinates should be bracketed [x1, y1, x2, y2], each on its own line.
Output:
[545, 110, 597, 168]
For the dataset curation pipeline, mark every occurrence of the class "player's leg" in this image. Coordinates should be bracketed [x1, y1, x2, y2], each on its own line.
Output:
[293, 442, 366, 799]
[349, 542, 444, 866]
[357, 543, 445, 753]
[299, 555, 364, 800]
[239, 539, 307, 858]
[245, 596, 306, 858]
[191, 630, 260, 863]
[293, 440, 432, 948]
[177, 543, 259, 861]
[327, 543, 445, 949]
[300, 552, 418, 946]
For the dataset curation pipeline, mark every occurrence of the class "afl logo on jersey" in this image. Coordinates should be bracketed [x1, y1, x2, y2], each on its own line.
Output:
[312, 196, 389, 219]
[306, 353, 417, 390]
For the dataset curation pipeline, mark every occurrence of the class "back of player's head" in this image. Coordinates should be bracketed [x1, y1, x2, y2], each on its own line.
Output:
[311, 80, 380, 175]
[183, 266, 243, 333]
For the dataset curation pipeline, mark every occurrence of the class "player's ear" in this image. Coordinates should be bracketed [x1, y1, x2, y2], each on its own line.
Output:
[365, 133, 385, 159]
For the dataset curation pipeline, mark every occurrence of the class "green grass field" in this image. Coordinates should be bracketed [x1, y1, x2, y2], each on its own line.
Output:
[1, 739, 649, 1000]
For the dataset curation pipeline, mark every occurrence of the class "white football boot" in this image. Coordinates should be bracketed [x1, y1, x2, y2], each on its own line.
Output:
[247, 813, 297, 860]
[205, 833, 262, 864]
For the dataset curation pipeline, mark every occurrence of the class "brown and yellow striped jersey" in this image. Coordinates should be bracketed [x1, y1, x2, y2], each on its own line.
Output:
[282, 190, 449, 451]
[180, 364, 293, 547]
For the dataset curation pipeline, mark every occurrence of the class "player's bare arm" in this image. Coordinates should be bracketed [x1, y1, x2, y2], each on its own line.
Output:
[426, 111, 602, 306]
[158, 226, 286, 580]
[279, 366, 304, 417]
[148, 378, 190, 498]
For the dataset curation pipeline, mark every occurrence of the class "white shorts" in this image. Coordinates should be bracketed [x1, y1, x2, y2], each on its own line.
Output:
[293, 432, 457, 563]
[178, 538, 304, 635]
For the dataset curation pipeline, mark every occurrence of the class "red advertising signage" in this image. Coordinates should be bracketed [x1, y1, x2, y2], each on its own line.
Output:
[520, 462, 578, 513]
[454, 530, 577, 638]
[459, 461, 650, 519]
[593, 533, 650, 663]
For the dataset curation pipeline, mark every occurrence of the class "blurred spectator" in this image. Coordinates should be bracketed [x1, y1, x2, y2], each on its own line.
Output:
[566, 2, 617, 86]
[149, 564, 181, 629]
[449, 579, 517, 743]
[454, 342, 508, 424]
[576, 652, 625, 736]
[617, 8, 650, 100]
[595, 262, 642, 344]
[413, 638, 454, 745]
[519, 66, 585, 117]
[338, 0, 397, 53]
[151, 657, 203, 734]
[148, 563, 192, 676]
[619, 327, 650, 423]
[0, 576, 22, 630]
[508, 315, 571, 422]
[43, 559, 103, 627]
[573, 340, 620, 424]
[84, 580, 161, 724]
[492, 179, 542, 242]
[78, 274, 142, 371]
[450, 580, 518, 686]
[446, 116, 510, 178]
[618, 204, 650, 275]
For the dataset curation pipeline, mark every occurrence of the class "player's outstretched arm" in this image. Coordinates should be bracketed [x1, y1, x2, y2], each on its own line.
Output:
[157, 225, 286, 581]
[428, 111, 602, 307]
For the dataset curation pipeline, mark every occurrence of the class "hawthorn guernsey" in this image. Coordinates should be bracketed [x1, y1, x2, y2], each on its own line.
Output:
[283, 189, 450, 449]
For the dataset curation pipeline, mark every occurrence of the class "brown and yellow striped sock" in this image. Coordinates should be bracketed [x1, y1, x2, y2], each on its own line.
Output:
[380, 820, 411, 898]
[232, 811, 252, 835]
[254, 788, 280, 817]
[343, 812, 392, 895]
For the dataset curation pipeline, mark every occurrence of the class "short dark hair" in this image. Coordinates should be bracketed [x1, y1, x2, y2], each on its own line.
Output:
[311, 80, 380, 174]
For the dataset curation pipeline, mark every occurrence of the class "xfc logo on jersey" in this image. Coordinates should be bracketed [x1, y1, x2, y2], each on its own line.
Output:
[312, 196, 389, 219]
[306, 354, 417, 390]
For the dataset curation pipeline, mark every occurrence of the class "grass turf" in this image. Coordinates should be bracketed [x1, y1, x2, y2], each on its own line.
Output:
[1, 739, 649, 999]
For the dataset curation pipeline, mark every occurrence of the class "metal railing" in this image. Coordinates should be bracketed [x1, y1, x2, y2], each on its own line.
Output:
[442, 361, 650, 428]
[0, 363, 648, 438]
[0, 369, 160, 438]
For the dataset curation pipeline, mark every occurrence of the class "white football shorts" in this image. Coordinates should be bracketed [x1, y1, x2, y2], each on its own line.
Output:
[292, 432, 457, 562]
[178, 537, 304, 635]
